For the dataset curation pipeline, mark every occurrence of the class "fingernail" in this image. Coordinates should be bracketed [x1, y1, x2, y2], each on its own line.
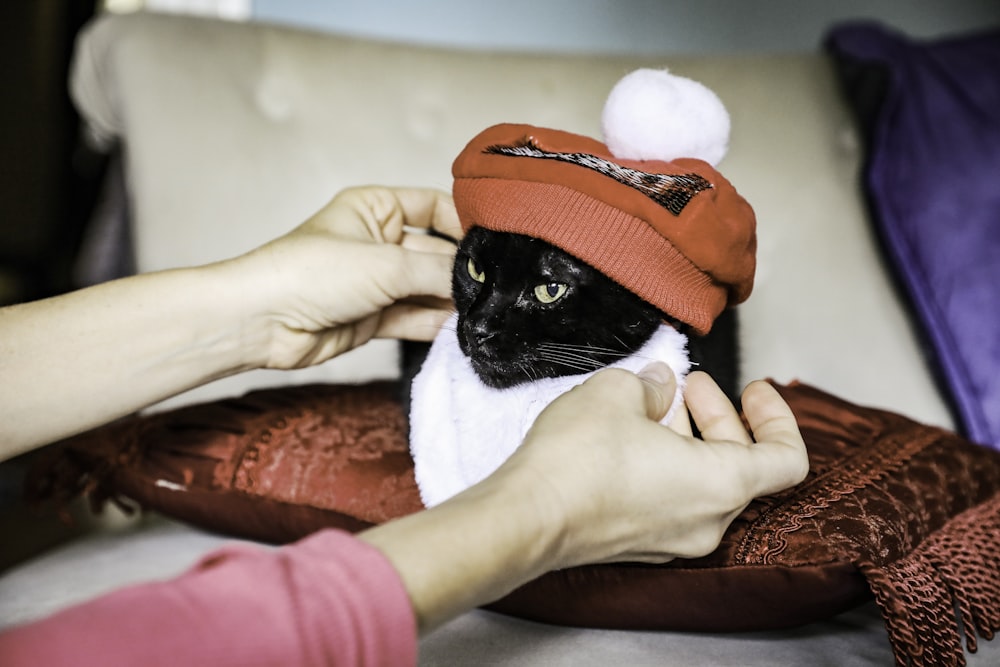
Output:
[638, 361, 674, 386]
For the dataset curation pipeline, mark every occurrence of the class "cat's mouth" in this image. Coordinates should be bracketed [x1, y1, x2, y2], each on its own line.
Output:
[469, 360, 524, 389]
[461, 344, 528, 389]
[457, 333, 532, 389]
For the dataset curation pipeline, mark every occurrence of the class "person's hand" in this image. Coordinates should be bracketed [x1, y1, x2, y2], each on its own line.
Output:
[360, 365, 808, 632]
[227, 186, 462, 370]
[495, 366, 810, 568]
[0, 185, 460, 456]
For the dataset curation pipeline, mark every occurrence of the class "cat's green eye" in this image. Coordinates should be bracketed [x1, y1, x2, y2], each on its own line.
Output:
[534, 282, 568, 304]
[467, 258, 486, 283]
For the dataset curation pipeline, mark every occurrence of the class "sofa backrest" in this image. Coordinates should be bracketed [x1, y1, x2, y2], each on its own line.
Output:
[70, 12, 952, 428]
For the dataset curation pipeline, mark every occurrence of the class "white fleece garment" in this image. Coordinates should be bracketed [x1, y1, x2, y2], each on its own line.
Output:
[409, 313, 690, 507]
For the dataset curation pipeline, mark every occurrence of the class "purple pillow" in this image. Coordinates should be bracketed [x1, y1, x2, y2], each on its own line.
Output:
[826, 22, 1000, 450]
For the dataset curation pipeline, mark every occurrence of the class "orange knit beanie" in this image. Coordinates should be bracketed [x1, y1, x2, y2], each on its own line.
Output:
[451, 69, 757, 335]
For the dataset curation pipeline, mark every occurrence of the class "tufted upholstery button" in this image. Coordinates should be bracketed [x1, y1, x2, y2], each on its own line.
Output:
[254, 80, 294, 122]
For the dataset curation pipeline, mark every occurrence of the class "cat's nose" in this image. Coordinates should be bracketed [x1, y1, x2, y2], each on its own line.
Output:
[472, 329, 497, 346]
[470, 322, 498, 347]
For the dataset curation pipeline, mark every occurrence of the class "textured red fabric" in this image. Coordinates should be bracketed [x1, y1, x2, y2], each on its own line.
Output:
[0, 529, 417, 667]
[451, 123, 757, 334]
[28, 383, 421, 544]
[28, 380, 1000, 666]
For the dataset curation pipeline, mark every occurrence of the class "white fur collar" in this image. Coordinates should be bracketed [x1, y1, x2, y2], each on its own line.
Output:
[409, 314, 690, 507]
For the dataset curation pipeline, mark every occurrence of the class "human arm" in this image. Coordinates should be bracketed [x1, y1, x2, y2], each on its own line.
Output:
[0, 365, 807, 665]
[0, 187, 461, 461]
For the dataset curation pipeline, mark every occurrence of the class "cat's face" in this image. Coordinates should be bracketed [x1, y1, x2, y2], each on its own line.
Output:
[453, 227, 663, 389]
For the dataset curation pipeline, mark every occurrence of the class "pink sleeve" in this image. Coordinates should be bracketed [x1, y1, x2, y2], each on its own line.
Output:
[0, 529, 417, 667]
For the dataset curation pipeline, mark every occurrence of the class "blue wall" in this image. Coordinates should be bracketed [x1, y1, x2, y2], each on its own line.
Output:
[253, 0, 1000, 55]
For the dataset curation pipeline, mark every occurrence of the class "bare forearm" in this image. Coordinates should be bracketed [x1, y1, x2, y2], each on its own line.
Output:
[0, 188, 459, 462]
[0, 262, 267, 460]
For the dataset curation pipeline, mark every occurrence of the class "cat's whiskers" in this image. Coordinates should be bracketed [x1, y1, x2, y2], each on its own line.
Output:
[536, 342, 629, 355]
[534, 349, 609, 374]
[534, 341, 631, 373]
[536, 348, 607, 363]
[513, 359, 540, 382]
[612, 334, 633, 352]
[535, 340, 675, 373]
[543, 359, 606, 373]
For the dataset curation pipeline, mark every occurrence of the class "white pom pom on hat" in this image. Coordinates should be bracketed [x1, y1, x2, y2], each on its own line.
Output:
[601, 68, 730, 167]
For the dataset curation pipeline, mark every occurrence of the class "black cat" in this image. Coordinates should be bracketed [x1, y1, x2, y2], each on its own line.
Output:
[404, 226, 740, 403]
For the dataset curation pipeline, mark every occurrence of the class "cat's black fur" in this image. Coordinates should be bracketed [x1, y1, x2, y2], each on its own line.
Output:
[403, 227, 740, 403]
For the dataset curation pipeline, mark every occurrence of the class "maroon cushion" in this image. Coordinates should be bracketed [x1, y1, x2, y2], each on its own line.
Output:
[28, 380, 1000, 666]
[29, 383, 422, 543]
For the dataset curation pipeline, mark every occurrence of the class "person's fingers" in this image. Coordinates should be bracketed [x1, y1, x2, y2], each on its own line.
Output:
[635, 362, 677, 422]
[294, 187, 461, 252]
[375, 302, 454, 341]
[294, 187, 392, 241]
[738, 438, 810, 498]
[392, 187, 463, 240]
[401, 230, 459, 255]
[668, 398, 694, 436]
[561, 367, 664, 428]
[684, 371, 753, 445]
[738, 381, 810, 496]
[361, 188, 406, 242]
[394, 250, 456, 301]
[740, 380, 798, 440]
